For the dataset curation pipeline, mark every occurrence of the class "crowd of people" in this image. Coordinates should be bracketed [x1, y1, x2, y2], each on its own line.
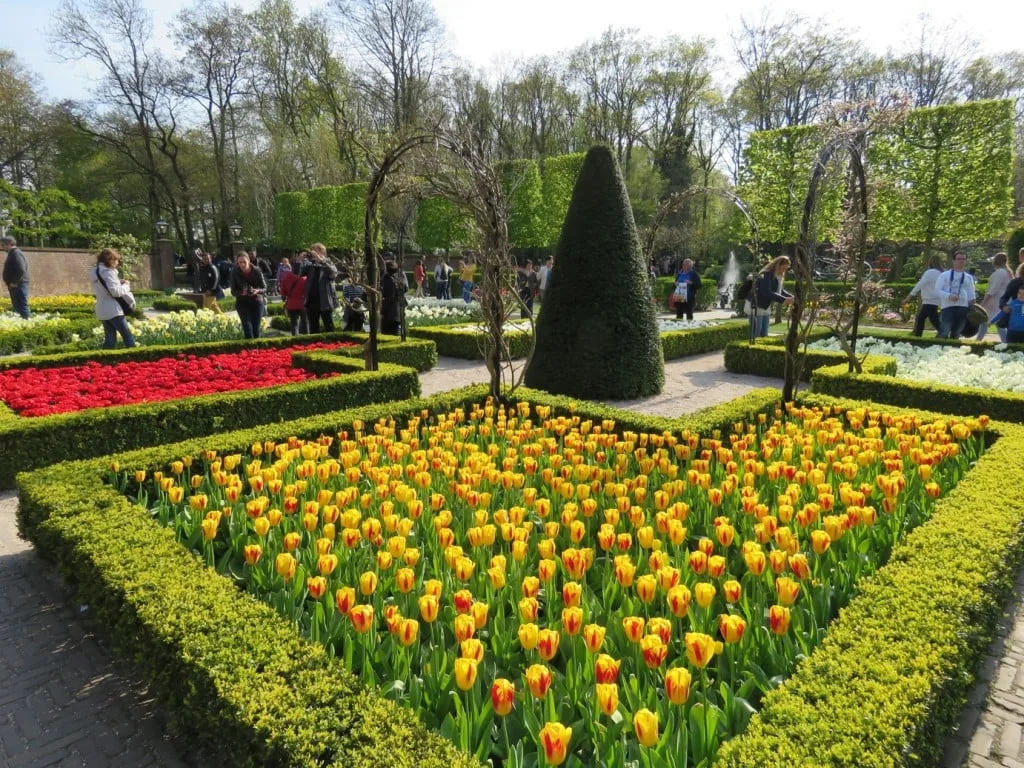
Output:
[905, 247, 1024, 343]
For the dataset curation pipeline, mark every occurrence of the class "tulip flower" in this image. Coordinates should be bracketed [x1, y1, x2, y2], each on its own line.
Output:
[519, 596, 540, 622]
[635, 574, 657, 603]
[538, 628, 561, 661]
[521, 576, 541, 597]
[666, 584, 692, 618]
[454, 614, 476, 642]
[622, 616, 645, 643]
[359, 571, 378, 596]
[665, 667, 692, 705]
[423, 579, 442, 598]
[397, 618, 419, 646]
[454, 657, 478, 690]
[454, 589, 474, 614]
[519, 622, 539, 651]
[418, 594, 439, 623]
[722, 580, 742, 604]
[561, 607, 583, 636]
[595, 654, 620, 684]
[583, 623, 606, 653]
[242, 544, 262, 565]
[283, 532, 302, 552]
[744, 549, 766, 576]
[525, 663, 553, 698]
[306, 576, 327, 600]
[596, 683, 618, 716]
[775, 576, 801, 606]
[491, 678, 515, 716]
[694, 582, 716, 609]
[335, 587, 356, 615]
[707, 555, 727, 578]
[769, 604, 791, 635]
[647, 617, 671, 645]
[633, 708, 659, 748]
[349, 604, 374, 633]
[685, 632, 717, 668]
[641, 634, 668, 669]
[460, 638, 484, 662]
[810, 530, 831, 555]
[395, 567, 416, 593]
[719, 613, 746, 644]
[562, 581, 582, 608]
[539, 722, 572, 766]
[275, 553, 296, 582]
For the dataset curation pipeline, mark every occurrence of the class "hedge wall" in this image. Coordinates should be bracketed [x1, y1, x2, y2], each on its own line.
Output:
[661, 320, 749, 359]
[0, 354, 419, 488]
[273, 191, 308, 250]
[15, 385, 781, 768]
[722, 333, 893, 381]
[406, 326, 534, 360]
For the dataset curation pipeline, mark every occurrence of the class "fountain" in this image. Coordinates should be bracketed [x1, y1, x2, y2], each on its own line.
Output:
[718, 251, 741, 309]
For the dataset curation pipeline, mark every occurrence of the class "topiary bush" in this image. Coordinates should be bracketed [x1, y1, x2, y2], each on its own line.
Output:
[526, 145, 664, 399]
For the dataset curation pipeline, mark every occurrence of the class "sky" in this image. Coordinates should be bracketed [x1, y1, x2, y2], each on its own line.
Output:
[3, 0, 1020, 102]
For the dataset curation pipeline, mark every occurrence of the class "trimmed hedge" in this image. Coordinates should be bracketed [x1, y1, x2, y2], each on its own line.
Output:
[723, 334, 895, 381]
[15, 385, 781, 768]
[661, 320, 750, 360]
[718, 393, 1024, 768]
[811, 362, 1024, 424]
[0, 355, 418, 489]
[0, 316, 99, 355]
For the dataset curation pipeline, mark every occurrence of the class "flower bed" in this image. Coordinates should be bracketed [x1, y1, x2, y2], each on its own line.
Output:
[0, 342, 358, 417]
[126, 396, 979, 767]
[809, 336, 1024, 393]
[16, 386, 1021, 768]
[0, 313, 100, 355]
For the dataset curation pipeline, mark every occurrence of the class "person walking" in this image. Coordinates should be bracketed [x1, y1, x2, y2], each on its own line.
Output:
[936, 251, 977, 339]
[750, 256, 794, 341]
[2, 236, 29, 319]
[434, 256, 452, 300]
[517, 260, 540, 318]
[90, 248, 136, 349]
[199, 252, 223, 313]
[381, 260, 406, 336]
[230, 252, 267, 339]
[903, 253, 944, 336]
[976, 252, 1014, 342]
[414, 259, 426, 297]
[302, 243, 339, 334]
[673, 258, 702, 321]
[539, 257, 553, 302]
[460, 258, 476, 303]
[278, 253, 308, 335]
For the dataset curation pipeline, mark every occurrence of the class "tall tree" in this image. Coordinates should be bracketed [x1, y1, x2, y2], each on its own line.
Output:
[885, 16, 976, 107]
[333, 0, 446, 132]
[0, 51, 53, 187]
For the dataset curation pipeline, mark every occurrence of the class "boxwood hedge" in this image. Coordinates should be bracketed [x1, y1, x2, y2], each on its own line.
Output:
[14, 385, 1021, 768]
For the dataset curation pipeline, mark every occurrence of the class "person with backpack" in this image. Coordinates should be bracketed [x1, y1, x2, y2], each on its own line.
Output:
[90, 248, 136, 349]
[735, 273, 755, 317]
[434, 256, 452, 300]
[936, 251, 977, 339]
[278, 252, 308, 335]
[672, 259, 702, 321]
[199, 252, 223, 313]
[215, 253, 234, 294]
[750, 257, 794, 341]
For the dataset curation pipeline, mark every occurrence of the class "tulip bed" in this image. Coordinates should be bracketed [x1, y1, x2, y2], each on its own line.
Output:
[18, 385, 1024, 768]
[114, 396, 982, 767]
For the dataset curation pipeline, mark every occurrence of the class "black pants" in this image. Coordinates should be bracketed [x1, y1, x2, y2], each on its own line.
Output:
[307, 309, 335, 335]
[519, 290, 534, 318]
[675, 300, 695, 320]
[287, 309, 307, 336]
[382, 318, 401, 335]
[236, 300, 263, 339]
[912, 303, 940, 336]
[343, 310, 365, 332]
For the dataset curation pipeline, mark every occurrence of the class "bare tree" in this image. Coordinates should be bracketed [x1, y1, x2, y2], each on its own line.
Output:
[885, 15, 976, 107]
[333, 0, 446, 132]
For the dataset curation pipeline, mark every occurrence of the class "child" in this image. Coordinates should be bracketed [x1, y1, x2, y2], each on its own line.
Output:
[994, 284, 1024, 344]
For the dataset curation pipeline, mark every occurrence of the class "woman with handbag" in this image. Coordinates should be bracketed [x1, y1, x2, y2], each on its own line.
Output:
[750, 256, 794, 341]
[229, 252, 267, 339]
[90, 248, 137, 349]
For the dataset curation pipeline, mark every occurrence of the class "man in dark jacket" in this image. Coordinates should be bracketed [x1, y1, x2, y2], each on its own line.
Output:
[2, 236, 29, 319]
[302, 243, 339, 334]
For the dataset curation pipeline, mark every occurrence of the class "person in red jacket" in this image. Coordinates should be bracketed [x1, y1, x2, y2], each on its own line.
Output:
[279, 251, 309, 335]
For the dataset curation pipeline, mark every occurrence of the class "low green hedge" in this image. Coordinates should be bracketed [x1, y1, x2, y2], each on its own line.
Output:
[15, 384, 1023, 768]
[723, 335, 896, 381]
[811, 362, 1024, 424]
[0, 316, 99, 355]
[718, 393, 1024, 768]
[661, 320, 750, 359]
[0, 355, 419, 489]
[15, 386, 781, 768]
[407, 325, 535, 360]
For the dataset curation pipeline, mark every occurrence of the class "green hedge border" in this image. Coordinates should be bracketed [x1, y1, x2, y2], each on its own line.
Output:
[0, 316, 100, 355]
[15, 384, 1024, 768]
[0, 352, 420, 489]
[15, 385, 781, 768]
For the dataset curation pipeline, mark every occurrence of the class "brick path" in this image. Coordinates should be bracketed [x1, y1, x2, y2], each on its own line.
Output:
[0, 491, 187, 767]
[0, 348, 1016, 767]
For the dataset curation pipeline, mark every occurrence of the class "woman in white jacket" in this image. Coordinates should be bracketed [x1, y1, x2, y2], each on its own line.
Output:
[903, 253, 943, 336]
[976, 252, 1013, 341]
[90, 248, 137, 349]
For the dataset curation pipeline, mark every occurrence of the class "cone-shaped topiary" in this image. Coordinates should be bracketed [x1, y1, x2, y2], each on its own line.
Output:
[525, 145, 664, 399]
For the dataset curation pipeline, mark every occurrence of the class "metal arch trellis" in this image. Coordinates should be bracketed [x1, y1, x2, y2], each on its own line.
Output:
[362, 131, 514, 399]
[642, 187, 763, 264]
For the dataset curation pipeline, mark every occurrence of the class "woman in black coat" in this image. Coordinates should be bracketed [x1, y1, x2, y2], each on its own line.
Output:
[229, 253, 267, 339]
[381, 260, 407, 336]
[302, 244, 339, 334]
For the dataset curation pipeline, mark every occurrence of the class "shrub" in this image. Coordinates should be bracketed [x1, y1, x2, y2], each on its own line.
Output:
[407, 326, 533, 360]
[0, 316, 98, 355]
[660, 320, 749, 359]
[526, 145, 664, 398]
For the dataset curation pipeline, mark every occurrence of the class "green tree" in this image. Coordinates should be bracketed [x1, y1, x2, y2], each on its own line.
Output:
[526, 145, 664, 399]
[499, 159, 545, 248]
[540, 152, 586, 247]
[414, 197, 477, 253]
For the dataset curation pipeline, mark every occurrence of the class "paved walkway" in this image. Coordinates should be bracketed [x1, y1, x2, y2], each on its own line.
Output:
[0, 349, 1015, 767]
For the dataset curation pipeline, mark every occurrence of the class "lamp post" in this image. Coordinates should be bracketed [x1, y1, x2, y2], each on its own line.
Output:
[229, 222, 244, 259]
[152, 218, 174, 290]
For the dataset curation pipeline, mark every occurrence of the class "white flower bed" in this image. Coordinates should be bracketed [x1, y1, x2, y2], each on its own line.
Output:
[88, 310, 266, 346]
[808, 336, 1024, 393]
[657, 318, 724, 332]
[0, 312, 63, 332]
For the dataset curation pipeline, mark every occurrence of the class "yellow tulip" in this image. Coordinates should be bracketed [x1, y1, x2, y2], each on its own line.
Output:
[539, 722, 572, 766]
[454, 657, 478, 691]
[633, 708, 659, 748]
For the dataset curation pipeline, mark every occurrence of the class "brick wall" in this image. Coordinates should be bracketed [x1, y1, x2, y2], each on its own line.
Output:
[18, 248, 154, 296]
